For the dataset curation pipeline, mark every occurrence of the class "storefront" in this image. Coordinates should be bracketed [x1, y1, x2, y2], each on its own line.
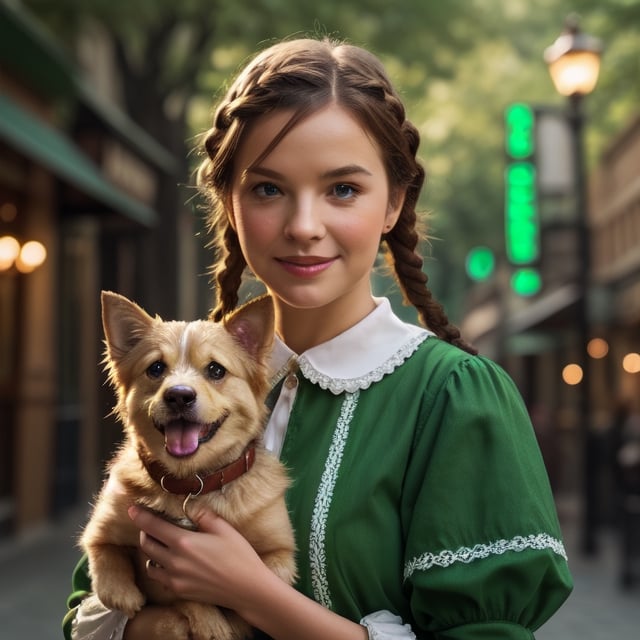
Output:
[0, 3, 179, 534]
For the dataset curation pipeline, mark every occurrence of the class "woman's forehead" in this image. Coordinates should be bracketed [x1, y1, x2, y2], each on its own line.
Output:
[236, 104, 377, 171]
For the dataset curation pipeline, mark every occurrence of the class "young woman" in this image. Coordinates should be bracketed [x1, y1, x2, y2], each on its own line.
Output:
[64, 37, 572, 640]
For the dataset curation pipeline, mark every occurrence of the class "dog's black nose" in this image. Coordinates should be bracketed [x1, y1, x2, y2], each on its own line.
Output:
[164, 385, 197, 409]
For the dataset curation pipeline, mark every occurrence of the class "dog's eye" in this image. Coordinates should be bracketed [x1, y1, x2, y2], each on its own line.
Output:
[147, 361, 166, 378]
[207, 361, 226, 381]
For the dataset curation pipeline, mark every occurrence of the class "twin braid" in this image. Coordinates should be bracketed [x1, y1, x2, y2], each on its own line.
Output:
[201, 98, 247, 322]
[382, 95, 478, 355]
[210, 224, 245, 322]
[202, 40, 476, 354]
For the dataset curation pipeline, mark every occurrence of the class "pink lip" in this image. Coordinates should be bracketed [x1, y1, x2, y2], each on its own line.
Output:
[276, 256, 336, 278]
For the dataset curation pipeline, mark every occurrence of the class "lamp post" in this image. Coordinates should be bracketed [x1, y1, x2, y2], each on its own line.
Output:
[544, 15, 602, 556]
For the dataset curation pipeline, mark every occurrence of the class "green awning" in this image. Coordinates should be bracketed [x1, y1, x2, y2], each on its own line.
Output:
[0, 93, 157, 227]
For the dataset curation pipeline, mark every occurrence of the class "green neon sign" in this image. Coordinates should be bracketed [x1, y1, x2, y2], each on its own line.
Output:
[504, 103, 541, 294]
[511, 268, 542, 296]
[505, 161, 539, 264]
[505, 103, 535, 159]
[466, 246, 495, 281]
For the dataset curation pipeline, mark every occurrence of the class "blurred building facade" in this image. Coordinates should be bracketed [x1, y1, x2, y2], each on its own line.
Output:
[0, 2, 202, 536]
[462, 110, 640, 503]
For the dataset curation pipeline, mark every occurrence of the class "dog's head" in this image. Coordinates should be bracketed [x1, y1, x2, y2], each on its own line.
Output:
[101, 291, 274, 476]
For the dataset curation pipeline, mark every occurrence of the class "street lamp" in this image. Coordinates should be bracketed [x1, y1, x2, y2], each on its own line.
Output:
[544, 15, 602, 556]
[544, 16, 602, 97]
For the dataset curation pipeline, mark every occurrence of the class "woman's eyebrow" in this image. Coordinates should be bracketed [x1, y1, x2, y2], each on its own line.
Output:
[244, 164, 373, 181]
[244, 166, 284, 180]
[322, 164, 373, 179]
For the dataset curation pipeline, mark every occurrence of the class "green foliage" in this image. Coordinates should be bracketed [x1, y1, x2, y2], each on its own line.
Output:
[21, 0, 638, 319]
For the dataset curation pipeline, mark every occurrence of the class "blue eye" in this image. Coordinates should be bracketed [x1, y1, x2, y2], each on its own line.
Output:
[333, 184, 356, 199]
[255, 182, 281, 197]
[147, 361, 166, 378]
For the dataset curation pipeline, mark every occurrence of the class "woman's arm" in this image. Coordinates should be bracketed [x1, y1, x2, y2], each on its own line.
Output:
[129, 505, 368, 640]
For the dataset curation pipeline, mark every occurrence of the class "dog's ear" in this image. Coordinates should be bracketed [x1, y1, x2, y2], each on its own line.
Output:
[101, 291, 155, 362]
[224, 296, 275, 362]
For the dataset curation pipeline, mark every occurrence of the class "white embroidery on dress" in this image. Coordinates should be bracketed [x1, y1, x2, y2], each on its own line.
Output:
[403, 533, 568, 581]
[299, 334, 429, 394]
[309, 391, 359, 609]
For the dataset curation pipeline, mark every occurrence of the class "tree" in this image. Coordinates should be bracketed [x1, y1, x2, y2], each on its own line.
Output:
[22, 0, 489, 314]
[22, 0, 638, 319]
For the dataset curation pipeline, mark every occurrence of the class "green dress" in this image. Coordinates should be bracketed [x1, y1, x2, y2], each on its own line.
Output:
[64, 298, 572, 639]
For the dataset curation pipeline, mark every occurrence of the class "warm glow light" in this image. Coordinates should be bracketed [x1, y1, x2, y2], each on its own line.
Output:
[15, 240, 47, 273]
[544, 16, 602, 97]
[562, 363, 584, 385]
[622, 353, 640, 374]
[546, 51, 601, 96]
[0, 235, 20, 271]
[587, 337, 609, 359]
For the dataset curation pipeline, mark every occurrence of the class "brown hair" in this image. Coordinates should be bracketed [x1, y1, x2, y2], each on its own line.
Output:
[197, 37, 476, 354]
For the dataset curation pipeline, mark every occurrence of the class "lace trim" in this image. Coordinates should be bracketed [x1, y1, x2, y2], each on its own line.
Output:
[299, 334, 429, 394]
[403, 533, 568, 581]
[309, 391, 359, 608]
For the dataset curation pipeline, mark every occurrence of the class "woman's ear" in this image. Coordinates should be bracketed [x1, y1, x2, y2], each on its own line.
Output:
[384, 188, 406, 233]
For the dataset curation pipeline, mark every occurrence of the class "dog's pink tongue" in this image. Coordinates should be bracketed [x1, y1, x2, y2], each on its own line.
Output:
[164, 421, 200, 457]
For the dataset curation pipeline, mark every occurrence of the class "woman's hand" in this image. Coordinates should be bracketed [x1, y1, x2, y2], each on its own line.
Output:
[128, 504, 266, 610]
[128, 505, 368, 640]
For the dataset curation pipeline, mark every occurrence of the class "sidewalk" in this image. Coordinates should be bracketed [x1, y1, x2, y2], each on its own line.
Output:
[0, 507, 85, 639]
[0, 501, 638, 639]
[537, 501, 640, 639]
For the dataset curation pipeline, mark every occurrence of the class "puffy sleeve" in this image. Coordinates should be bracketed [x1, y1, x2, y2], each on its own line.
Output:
[62, 553, 128, 640]
[402, 353, 573, 638]
[63, 554, 91, 639]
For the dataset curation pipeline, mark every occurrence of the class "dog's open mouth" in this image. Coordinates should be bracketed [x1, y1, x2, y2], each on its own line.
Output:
[157, 411, 229, 457]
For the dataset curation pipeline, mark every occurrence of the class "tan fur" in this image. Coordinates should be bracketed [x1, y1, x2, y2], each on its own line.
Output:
[80, 291, 296, 640]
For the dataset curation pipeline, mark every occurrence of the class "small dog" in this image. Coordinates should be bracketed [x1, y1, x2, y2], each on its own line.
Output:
[80, 291, 296, 640]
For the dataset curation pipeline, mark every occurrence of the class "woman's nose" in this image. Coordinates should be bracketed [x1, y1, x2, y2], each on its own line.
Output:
[284, 195, 325, 241]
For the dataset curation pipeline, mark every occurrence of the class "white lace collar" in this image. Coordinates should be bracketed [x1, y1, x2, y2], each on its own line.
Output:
[268, 298, 433, 395]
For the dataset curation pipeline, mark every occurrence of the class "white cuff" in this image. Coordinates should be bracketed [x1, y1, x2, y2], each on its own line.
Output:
[71, 594, 128, 640]
[360, 610, 417, 639]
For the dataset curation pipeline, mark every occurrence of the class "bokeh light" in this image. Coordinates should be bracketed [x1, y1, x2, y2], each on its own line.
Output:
[622, 353, 640, 374]
[562, 363, 584, 385]
[587, 337, 609, 359]
[15, 240, 47, 273]
[0, 235, 20, 270]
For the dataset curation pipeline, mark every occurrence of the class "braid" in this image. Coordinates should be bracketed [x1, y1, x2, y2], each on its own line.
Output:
[209, 224, 246, 322]
[385, 120, 478, 355]
[199, 112, 246, 320]
[196, 37, 476, 354]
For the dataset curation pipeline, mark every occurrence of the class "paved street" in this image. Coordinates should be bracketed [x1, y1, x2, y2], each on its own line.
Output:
[537, 502, 640, 639]
[0, 499, 638, 639]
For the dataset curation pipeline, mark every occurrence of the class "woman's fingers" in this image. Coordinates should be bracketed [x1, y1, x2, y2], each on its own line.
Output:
[128, 505, 175, 543]
[185, 504, 221, 533]
[140, 529, 169, 564]
[129, 505, 177, 575]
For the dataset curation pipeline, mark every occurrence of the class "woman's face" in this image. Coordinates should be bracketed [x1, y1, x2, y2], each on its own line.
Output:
[229, 103, 402, 328]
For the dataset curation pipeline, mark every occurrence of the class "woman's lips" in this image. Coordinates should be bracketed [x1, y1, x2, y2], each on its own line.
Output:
[276, 256, 337, 277]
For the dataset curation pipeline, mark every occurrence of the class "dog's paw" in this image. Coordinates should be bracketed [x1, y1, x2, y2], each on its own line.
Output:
[177, 602, 251, 640]
[131, 606, 193, 640]
[96, 584, 145, 619]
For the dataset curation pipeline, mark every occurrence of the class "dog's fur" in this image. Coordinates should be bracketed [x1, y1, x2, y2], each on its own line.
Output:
[80, 291, 296, 640]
